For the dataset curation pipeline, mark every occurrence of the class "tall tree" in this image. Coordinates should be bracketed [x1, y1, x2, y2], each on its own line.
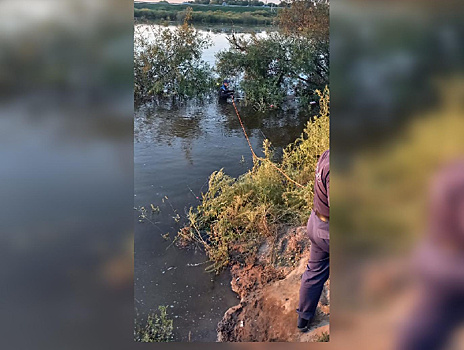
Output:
[134, 9, 214, 101]
[215, 0, 329, 111]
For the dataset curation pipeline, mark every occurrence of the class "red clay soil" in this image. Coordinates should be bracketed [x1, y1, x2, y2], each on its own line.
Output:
[217, 226, 330, 342]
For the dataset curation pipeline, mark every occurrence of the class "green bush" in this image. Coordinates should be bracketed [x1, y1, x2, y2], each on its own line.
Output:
[134, 9, 214, 101]
[134, 306, 174, 342]
[178, 87, 330, 273]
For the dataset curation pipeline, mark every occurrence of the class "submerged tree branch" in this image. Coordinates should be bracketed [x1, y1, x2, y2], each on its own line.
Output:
[228, 34, 247, 52]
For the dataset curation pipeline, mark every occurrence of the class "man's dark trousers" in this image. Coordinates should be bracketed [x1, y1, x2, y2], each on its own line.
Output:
[297, 210, 330, 320]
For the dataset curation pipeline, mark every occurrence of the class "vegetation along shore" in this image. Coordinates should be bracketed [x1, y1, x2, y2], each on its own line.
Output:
[135, 2, 278, 25]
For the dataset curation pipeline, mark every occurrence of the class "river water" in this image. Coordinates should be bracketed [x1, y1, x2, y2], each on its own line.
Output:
[134, 24, 310, 342]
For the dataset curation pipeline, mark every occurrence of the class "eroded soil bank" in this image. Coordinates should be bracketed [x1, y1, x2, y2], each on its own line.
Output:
[217, 226, 330, 342]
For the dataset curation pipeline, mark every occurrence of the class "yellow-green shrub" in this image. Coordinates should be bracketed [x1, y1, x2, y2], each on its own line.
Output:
[179, 86, 329, 273]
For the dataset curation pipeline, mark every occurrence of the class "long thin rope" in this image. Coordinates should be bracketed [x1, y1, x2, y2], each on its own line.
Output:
[231, 99, 305, 189]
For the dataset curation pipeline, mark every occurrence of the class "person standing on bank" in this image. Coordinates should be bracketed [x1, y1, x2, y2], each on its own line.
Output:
[297, 149, 330, 332]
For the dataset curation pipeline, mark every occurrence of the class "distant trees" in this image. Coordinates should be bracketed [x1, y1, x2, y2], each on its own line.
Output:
[226, 0, 266, 6]
[134, 7, 276, 25]
[193, 0, 267, 6]
[134, 2, 277, 24]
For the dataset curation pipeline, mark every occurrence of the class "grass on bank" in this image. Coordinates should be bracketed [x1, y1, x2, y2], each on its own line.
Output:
[178, 87, 329, 273]
[134, 306, 174, 342]
[315, 331, 330, 342]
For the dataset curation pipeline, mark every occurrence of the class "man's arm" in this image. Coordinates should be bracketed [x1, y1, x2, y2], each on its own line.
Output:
[221, 89, 234, 98]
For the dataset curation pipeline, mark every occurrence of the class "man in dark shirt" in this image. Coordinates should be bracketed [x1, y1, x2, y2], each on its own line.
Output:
[297, 149, 330, 332]
[219, 79, 234, 100]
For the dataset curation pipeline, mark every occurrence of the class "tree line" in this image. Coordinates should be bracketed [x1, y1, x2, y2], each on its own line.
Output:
[134, 0, 329, 112]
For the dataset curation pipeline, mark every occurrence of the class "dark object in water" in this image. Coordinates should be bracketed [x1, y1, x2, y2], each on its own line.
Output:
[219, 80, 234, 100]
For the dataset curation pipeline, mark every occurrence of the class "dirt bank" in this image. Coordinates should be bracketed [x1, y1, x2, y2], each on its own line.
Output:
[217, 226, 330, 342]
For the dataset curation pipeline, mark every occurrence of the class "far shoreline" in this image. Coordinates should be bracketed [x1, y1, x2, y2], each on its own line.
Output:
[134, 18, 278, 33]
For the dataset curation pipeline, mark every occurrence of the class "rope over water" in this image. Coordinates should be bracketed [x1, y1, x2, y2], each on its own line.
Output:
[231, 99, 305, 189]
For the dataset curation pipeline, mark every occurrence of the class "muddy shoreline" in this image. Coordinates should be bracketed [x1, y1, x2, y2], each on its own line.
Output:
[216, 226, 330, 342]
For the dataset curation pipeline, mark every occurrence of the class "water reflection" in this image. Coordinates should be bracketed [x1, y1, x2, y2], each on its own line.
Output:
[134, 95, 312, 341]
[135, 98, 310, 155]
[135, 101, 207, 164]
